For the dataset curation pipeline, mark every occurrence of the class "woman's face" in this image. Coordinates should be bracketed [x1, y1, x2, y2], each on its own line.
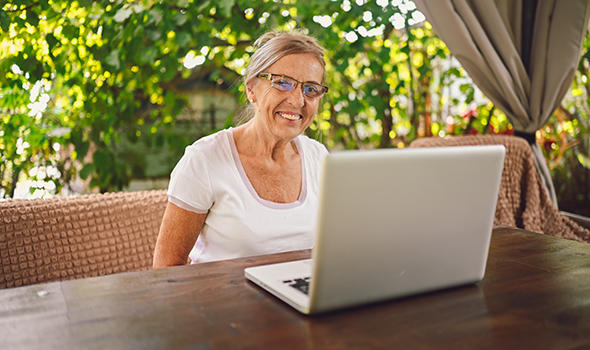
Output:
[247, 53, 324, 141]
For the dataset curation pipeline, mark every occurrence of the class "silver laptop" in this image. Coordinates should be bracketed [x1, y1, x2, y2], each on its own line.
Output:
[245, 145, 505, 314]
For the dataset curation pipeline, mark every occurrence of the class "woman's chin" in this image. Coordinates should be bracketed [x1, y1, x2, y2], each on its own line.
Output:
[272, 123, 306, 139]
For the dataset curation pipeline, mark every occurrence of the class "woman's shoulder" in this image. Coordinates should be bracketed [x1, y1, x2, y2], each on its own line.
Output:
[176, 129, 233, 170]
[297, 134, 329, 157]
[186, 128, 232, 154]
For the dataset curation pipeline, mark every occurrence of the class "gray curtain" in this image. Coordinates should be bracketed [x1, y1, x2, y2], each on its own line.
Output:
[413, 0, 590, 206]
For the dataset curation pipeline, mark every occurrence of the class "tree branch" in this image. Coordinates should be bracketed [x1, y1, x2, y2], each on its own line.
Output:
[4, 2, 40, 12]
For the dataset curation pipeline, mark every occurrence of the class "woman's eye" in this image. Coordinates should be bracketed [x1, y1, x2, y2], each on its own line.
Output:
[277, 79, 292, 88]
[304, 85, 319, 95]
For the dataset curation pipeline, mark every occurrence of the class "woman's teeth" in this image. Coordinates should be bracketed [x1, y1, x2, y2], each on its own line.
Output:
[278, 112, 301, 121]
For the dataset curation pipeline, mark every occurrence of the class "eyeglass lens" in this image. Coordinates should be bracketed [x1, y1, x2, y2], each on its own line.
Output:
[270, 75, 324, 98]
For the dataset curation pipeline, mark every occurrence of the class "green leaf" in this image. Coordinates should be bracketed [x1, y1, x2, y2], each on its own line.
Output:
[174, 13, 187, 26]
[45, 33, 59, 50]
[93, 149, 112, 169]
[176, 31, 191, 47]
[447, 67, 461, 77]
[459, 83, 472, 94]
[26, 9, 39, 26]
[0, 10, 10, 32]
[39, 0, 50, 10]
[105, 49, 121, 69]
[70, 127, 83, 146]
[219, 0, 235, 18]
[79, 163, 95, 180]
[77, 141, 90, 160]
[161, 56, 179, 82]
[62, 25, 80, 39]
[138, 46, 158, 65]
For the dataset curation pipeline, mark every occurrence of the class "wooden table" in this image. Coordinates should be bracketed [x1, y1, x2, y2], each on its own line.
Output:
[1, 227, 589, 349]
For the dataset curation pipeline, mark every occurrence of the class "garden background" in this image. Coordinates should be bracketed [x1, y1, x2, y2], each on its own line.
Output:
[1, 0, 589, 215]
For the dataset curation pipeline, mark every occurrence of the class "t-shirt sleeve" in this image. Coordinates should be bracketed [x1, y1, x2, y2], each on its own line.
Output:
[300, 136, 329, 176]
[167, 145, 213, 213]
[318, 142, 329, 156]
[308, 137, 329, 160]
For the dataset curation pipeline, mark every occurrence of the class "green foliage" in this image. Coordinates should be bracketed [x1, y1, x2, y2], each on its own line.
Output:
[0, 0, 588, 213]
[540, 32, 590, 214]
[1, 0, 441, 194]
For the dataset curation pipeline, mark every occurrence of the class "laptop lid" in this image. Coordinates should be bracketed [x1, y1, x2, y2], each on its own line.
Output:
[308, 145, 505, 313]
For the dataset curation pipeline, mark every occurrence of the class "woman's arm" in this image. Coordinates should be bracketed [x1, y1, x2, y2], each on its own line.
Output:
[153, 202, 207, 268]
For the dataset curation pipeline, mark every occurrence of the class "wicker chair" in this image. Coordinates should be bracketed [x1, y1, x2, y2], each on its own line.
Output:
[0, 190, 167, 289]
[409, 135, 590, 243]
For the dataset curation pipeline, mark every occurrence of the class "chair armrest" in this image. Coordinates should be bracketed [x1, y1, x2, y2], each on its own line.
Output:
[561, 211, 590, 230]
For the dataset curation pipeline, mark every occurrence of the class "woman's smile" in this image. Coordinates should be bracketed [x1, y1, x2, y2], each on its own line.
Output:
[277, 111, 302, 121]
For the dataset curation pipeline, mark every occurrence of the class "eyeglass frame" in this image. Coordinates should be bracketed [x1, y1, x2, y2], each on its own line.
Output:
[256, 72, 329, 98]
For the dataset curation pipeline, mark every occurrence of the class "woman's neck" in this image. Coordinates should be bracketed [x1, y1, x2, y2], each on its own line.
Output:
[233, 120, 298, 161]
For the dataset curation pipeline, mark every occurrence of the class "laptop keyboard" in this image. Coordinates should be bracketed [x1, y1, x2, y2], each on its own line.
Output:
[283, 277, 311, 295]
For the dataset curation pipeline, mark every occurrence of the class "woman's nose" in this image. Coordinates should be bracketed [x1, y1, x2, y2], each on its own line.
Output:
[285, 85, 305, 107]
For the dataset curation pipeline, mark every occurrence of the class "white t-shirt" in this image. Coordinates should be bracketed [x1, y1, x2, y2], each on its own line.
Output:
[167, 128, 329, 263]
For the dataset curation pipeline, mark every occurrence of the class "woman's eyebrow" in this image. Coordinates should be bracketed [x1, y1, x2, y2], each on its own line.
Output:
[272, 72, 321, 85]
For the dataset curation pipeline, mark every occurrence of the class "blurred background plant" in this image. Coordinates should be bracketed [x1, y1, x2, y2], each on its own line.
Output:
[1, 0, 588, 214]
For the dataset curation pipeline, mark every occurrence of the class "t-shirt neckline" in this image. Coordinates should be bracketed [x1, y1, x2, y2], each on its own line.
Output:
[226, 128, 307, 209]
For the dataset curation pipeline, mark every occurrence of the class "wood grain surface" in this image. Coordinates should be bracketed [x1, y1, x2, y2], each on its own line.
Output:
[1, 227, 589, 349]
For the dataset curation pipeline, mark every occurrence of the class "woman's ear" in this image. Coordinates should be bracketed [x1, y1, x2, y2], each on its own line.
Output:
[246, 82, 256, 103]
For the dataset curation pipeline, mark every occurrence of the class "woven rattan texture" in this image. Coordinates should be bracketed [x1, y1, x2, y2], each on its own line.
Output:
[410, 135, 590, 242]
[0, 190, 167, 289]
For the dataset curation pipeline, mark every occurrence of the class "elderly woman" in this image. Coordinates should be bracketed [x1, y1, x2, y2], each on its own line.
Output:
[153, 31, 329, 267]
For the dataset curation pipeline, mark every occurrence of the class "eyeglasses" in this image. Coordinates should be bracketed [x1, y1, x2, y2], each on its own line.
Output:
[257, 73, 329, 98]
